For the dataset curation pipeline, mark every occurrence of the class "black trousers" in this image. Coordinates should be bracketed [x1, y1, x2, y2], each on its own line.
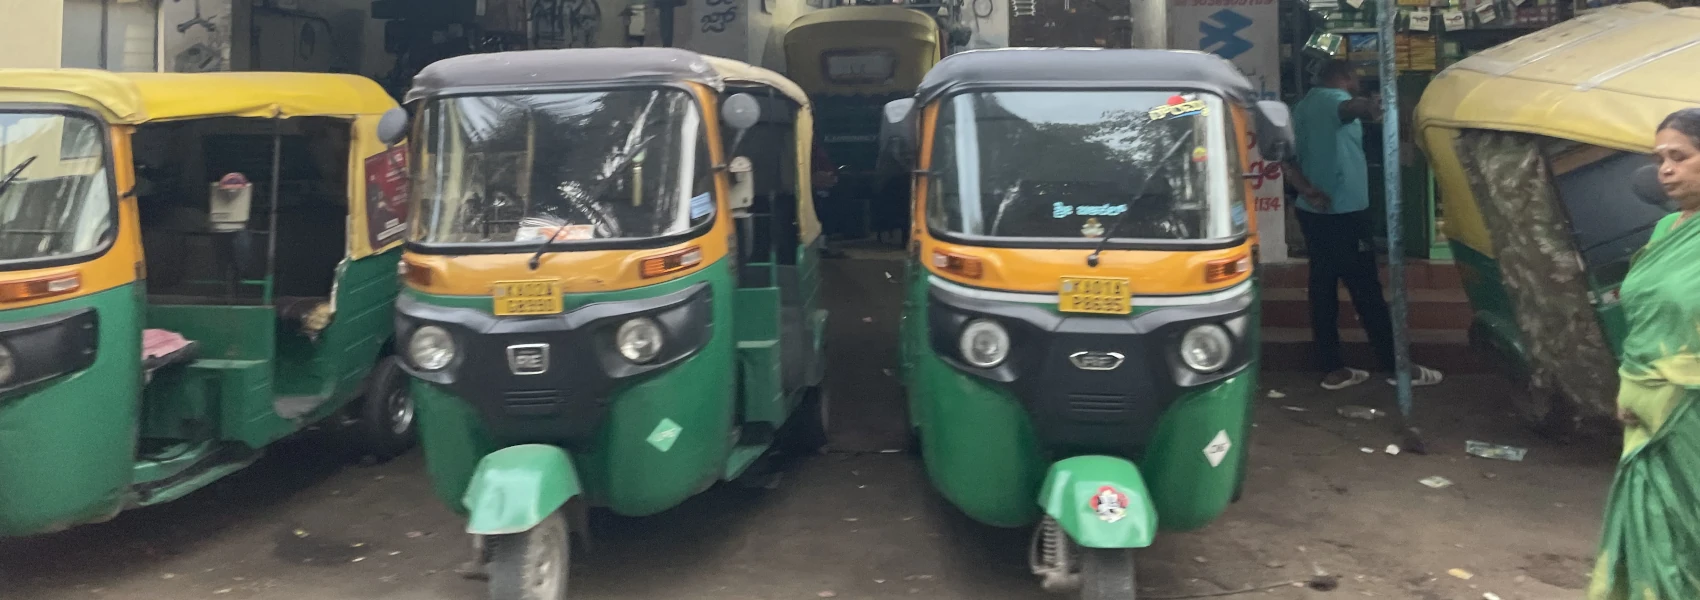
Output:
[1296, 209, 1396, 372]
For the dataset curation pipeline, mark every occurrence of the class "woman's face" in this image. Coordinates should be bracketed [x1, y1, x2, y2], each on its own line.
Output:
[1654, 128, 1700, 207]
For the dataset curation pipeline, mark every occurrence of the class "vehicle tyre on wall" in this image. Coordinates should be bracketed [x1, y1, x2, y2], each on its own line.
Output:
[487, 510, 570, 600]
[356, 356, 417, 461]
[1079, 547, 1136, 600]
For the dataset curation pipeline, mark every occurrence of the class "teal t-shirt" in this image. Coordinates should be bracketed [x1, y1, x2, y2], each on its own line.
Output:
[1291, 87, 1369, 214]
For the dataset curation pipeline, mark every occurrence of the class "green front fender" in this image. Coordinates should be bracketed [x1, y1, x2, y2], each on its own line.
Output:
[463, 445, 583, 536]
[1038, 456, 1157, 549]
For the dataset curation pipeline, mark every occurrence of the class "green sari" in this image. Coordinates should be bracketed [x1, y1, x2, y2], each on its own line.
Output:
[1589, 211, 1700, 600]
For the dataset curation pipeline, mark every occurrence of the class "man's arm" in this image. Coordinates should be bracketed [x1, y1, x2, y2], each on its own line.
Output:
[1283, 160, 1332, 212]
[1338, 96, 1380, 124]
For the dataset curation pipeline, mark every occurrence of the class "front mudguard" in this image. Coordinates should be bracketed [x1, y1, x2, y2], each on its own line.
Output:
[1037, 456, 1156, 549]
[463, 444, 584, 536]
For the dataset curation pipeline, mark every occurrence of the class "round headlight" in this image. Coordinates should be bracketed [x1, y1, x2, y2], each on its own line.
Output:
[958, 319, 1010, 369]
[0, 344, 16, 384]
[408, 325, 456, 371]
[1179, 325, 1232, 372]
[616, 317, 664, 364]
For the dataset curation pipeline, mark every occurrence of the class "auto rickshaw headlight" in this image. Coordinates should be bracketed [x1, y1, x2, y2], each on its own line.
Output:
[616, 317, 664, 364]
[1179, 325, 1232, 373]
[0, 343, 15, 384]
[408, 325, 456, 371]
[959, 319, 1010, 369]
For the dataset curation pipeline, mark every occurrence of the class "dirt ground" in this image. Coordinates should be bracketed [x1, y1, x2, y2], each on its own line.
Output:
[0, 258, 1616, 600]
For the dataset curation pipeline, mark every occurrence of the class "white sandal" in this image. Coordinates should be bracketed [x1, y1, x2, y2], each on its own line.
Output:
[1320, 368, 1370, 391]
[1386, 365, 1444, 387]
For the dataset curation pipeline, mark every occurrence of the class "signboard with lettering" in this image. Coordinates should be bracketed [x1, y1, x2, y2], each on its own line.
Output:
[364, 145, 410, 251]
[1170, 0, 1291, 262]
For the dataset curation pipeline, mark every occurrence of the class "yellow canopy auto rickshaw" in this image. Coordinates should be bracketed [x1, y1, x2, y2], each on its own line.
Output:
[783, 5, 942, 241]
[0, 70, 414, 537]
[1415, 2, 1700, 429]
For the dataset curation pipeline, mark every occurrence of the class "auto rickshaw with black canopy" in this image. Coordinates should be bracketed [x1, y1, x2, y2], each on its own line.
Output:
[0, 70, 416, 537]
[879, 48, 1294, 599]
[388, 48, 829, 599]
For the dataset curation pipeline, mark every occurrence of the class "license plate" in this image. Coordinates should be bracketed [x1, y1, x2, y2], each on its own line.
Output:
[492, 279, 563, 316]
[1059, 277, 1131, 315]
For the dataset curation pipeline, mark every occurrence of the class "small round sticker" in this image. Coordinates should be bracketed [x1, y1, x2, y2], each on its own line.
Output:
[1192, 147, 1209, 163]
[1090, 486, 1129, 523]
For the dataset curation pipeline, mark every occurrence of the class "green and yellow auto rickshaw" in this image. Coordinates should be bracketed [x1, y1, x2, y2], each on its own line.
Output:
[880, 48, 1293, 599]
[390, 48, 828, 599]
[1415, 2, 1698, 430]
[0, 70, 416, 537]
[783, 5, 943, 240]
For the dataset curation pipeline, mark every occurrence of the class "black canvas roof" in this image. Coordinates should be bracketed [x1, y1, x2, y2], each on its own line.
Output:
[404, 47, 722, 103]
[914, 48, 1258, 105]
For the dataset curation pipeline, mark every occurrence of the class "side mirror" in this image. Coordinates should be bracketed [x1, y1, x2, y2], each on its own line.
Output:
[377, 107, 409, 146]
[1254, 100, 1296, 162]
[721, 93, 761, 132]
[877, 98, 918, 175]
[1632, 164, 1676, 210]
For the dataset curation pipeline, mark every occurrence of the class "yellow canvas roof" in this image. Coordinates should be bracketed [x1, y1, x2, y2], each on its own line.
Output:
[785, 6, 939, 40]
[0, 69, 397, 124]
[1417, 3, 1700, 153]
[704, 57, 811, 108]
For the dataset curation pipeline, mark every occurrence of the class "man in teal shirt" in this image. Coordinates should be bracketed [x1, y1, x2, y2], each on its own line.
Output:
[1285, 60, 1443, 390]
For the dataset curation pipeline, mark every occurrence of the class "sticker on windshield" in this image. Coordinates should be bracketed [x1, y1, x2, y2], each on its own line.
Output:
[690, 192, 714, 220]
[1081, 217, 1106, 238]
[1148, 94, 1209, 121]
[1192, 147, 1209, 163]
[1231, 203, 1248, 228]
[560, 225, 595, 240]
[1053, 202, 1128, 219]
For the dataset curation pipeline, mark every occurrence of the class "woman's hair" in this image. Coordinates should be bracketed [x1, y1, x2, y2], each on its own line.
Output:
[1658, 108, 1700, 147]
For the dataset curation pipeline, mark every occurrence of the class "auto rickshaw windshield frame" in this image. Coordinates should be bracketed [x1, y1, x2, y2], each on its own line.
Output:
[0, 103, 121, 272]
[918, 85, 1250, 252]
[401, 82, 722, 256]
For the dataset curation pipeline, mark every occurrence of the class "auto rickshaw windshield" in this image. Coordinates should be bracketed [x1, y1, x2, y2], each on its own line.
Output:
[926, 90, 1244, 244]
[0, 111, 113, 267]
[408, 88, 715, 247]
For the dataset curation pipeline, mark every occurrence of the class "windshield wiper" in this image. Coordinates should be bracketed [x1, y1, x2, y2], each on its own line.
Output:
[0, 156, 39, 198]
[1085, 133, 1194, 267]
[526, 138, 653, 270]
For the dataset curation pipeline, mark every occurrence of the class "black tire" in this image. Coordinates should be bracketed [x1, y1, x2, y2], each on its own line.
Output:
[354, 356, 417, 462]
[1079, 548, 1137, 600]
[779, 385, 830, 454]
[487, 511, 570, 600]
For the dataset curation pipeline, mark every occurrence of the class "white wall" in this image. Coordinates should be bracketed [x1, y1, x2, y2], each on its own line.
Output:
[0, 0, 66, 68]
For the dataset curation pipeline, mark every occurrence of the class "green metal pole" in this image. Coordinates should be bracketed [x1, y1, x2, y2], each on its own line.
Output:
[1377, 0, 1413, 418]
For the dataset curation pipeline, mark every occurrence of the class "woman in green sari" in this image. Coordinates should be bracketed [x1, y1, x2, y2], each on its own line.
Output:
[1589, 108, 1700, 600]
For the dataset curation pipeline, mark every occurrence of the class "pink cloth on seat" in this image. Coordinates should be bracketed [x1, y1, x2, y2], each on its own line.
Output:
[142, 329, 192, 360]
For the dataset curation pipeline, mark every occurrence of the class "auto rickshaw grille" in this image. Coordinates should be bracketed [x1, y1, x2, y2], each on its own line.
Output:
[1066, 394, 1131, 421]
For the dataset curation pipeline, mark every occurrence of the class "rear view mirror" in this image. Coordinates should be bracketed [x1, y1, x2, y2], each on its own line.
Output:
[721, 93, 762, 132]
[878, 98, 918, 172]
[1632, 164, 1676, 210]
[1254, 100, 1296, 162]
[377, 107, 409, 146]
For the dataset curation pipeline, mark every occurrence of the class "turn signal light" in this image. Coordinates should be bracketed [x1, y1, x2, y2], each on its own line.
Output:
[640, 246, 704, 278]
[0, 272, 81, 302]
[1205, 253, 1252, 283]
[399, 258, 435, 288]
[932, 250, 983, 279]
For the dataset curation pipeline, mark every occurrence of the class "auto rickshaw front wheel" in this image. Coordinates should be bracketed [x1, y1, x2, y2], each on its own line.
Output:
[351, 356, 418, 461]
[1078, 547, 1137, 600]
[778, 384, 830, 454]
[486, 510, 570, 600]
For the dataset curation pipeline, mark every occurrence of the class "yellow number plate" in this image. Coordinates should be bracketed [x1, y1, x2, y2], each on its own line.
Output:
[492, 279, 563, 316]
[1059, 277, 1132, 315]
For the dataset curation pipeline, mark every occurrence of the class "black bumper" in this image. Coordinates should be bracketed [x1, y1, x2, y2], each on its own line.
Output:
[395, 283, 713, 447]
[927, 281, 1253, 454]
